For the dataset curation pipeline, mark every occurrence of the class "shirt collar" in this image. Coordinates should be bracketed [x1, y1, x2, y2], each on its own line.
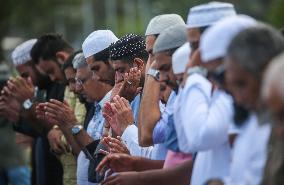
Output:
[96, 90, 112, 109]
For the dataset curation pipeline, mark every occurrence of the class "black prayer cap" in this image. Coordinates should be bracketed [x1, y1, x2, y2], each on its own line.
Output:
[109, 34, 146, 61]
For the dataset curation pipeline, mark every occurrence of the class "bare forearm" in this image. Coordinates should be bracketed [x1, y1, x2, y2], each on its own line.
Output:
[138, 76, 161, 146]
[133, 157, 164, 171]
[61, 127, 81, 156]
[73, 129, 94, 149]
[137, 159, 192, 185]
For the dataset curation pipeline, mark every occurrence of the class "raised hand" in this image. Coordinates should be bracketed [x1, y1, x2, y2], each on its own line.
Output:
[3, 76, 35, 104]
[100, 171, 140, 185]
[0, 95, 21, 123]
[37, 99, 78, 129]
[101, 136, 130, 155]
[103, 102, 120, 136]
[119, 67, 142, 101]
[96, 153, 135, 176]
[111, 95, 134, 135]
[47, 127, 69, 155]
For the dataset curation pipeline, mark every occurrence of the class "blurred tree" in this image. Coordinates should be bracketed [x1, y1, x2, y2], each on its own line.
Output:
[267, 0, 284, 29]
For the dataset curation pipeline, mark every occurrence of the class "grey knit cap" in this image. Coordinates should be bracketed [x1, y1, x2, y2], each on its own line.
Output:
[145, 14, 185, 36]
[153, 24, 187, 54]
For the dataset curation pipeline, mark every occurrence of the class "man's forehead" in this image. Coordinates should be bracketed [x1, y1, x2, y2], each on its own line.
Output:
[145, 35, 156, 52]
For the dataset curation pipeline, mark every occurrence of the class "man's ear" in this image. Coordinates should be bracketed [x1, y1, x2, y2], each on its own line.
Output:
[55, 51, 69, 65]
[133, 58, 144, 70]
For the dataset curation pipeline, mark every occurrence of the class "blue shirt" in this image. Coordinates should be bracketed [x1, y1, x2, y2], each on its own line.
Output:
[77, 91, 111, 185]
[152, 91, 176, 144]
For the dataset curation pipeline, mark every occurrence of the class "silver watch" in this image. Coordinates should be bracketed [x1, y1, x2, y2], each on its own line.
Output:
[71, 125, 83, 136]
[147, 68, 160, 81]
[23, 99, 33, 110]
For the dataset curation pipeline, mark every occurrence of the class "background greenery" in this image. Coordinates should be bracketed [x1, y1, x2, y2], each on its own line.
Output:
[1, 0, 283, 62]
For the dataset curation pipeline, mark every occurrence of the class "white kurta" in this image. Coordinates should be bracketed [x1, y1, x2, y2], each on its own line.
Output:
[174, 73, 234, 185]
[121, 125, 167, 160]
[224, 114, 271, 185]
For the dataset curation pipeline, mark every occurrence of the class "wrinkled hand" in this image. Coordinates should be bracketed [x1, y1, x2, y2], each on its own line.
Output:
[111, 96, 134, 135]
[2, 76, 34, 104]
[103, 102, 120, 136]
[47, 128, 69, 155]
[119, 67, 142, 102]
[101, 136, 130, 155]
[37, 99, 77, 129]
[0, 95, 21, 123]
[101, 171, 141, 185]
[36, 103, 58, 124]
[96, 153, 135, 176]
[181, 49, 201, 87]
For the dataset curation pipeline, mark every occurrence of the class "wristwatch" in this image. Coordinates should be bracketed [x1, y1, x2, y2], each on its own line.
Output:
[71, 125, 83, 136]
[23, 99, 33, 110]
[147, 68, 160, 81]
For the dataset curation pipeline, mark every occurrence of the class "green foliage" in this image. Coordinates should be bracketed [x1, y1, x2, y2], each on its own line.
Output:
[267, 0, 284, 28]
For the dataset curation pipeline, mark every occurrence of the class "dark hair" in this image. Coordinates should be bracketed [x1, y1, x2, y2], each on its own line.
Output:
[93, 47, 110, 63]
[62, 50, 82, 71]
[31, 33, 73, 64]
[165, 47, 179, 57]
[199, 26, 209, 34]
[227, 23, 284, 78]
[121, 50, 149, 64]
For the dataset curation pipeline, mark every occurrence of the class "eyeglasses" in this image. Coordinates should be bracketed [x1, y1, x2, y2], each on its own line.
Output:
[75, 74, 92, 86]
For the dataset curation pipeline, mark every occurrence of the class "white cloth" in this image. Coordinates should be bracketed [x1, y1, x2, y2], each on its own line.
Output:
[174, 73, 234, 185]
[145, 14, 185, 36]
[172, 43, 191, 75]
[12, 39, 37, 66]
[186, 2, 236, 28]
[82, 30, 118, 58]
[200, 15, 257, 62]
[224, 115, 271, 185]
[121, 125, 167, 160]
[77, 91, 111, 185]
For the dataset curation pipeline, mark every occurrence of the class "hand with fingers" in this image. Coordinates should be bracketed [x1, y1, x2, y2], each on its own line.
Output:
[96, 153, 136, 176]
[36, 99, 78, 129]
[103, 102, 121, 136]
[110, 72, 125, 101]
[3, 76, 35, 104]
[47, 127, 69, 155]
[102, 136, 130, 155]
[0, 95, 21, 123]
[100, 171, 141, 185]
[119, 67, 142, 102]
[181, 49, 201, 87]
[111, 95, 134, 136]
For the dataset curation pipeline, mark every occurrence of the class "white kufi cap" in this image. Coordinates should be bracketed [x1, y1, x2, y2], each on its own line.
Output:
[82, 30, 118, 58]
[200, 15, 257, 62]
[11, 39, 37, 66]
[172, 43, 191, 74]
[187, 1, 236, 28]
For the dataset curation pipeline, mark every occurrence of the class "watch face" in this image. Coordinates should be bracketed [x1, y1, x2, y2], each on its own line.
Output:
[72, 125, 82, 135]
[72, 127, 80, 134]
[23, 99, 33, 109]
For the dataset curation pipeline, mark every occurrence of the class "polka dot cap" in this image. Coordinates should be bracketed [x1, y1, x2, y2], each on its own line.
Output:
[109, 34, 146, 60]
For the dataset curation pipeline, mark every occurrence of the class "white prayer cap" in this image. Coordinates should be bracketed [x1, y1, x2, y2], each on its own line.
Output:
[82, 30, 118, 58]
[72, 52, 86, 69]
[172, 43, 191, 74]
[153, 24, 187, 54]
[11, 39, 37, 66]
[145, 14, 185, 36]
[200, 15, 257, 63]
[187, 1, 236, 28]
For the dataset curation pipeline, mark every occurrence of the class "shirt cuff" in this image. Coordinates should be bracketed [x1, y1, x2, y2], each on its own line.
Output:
[121, 124, 138, 146]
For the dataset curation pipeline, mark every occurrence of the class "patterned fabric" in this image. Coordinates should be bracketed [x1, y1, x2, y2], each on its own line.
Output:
[59, 87, 87, 185]
[109, 34, 146, 61]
